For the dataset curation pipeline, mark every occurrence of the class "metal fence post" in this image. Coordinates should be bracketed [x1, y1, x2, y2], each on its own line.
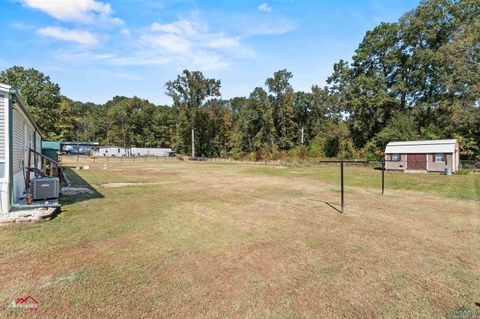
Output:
[381, 161, 385, 195]
[340, 161, 344, 213]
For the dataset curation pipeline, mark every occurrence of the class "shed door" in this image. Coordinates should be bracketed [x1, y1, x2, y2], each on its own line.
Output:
[407, 154, 426, 170]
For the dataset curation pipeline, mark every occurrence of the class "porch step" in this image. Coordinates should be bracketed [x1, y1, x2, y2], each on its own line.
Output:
[0, 207, 59, 225]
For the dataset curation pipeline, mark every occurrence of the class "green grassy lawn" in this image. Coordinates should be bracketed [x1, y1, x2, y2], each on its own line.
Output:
[0, 159, 478, 318]
[243, 164, 479, 201]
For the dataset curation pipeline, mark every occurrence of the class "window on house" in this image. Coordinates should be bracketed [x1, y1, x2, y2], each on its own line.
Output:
[435, 153, 444, 162]
[392, 153, 400, 161]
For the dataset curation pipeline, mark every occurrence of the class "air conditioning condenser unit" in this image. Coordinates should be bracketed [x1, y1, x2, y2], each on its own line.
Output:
[31, 177, 60, 200]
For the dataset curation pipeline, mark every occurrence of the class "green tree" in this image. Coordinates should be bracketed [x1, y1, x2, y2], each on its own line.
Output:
[293, 92, 312, 145]
[366, 112, 419, 158]
[0, 66, 61, 139]
[165, 70, 221, 157]
[266, 70, 297, 150]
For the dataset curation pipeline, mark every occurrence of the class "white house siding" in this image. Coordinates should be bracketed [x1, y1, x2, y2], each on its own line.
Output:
[11, 104, 37, 203]
[35, 132, 42, 170]
[12, 107, 25, 175]
[0, 93, 7, 214]
[0, 94, 5, 161]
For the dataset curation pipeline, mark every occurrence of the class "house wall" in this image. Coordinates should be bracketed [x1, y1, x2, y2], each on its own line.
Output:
[11, 104, 39, 203]
[0, 94, 5, 162]
[386, 152, 455, 172]
[427, 153, 454, 172]
[385, 154, 407, 170]
[0, 93, 8, 214]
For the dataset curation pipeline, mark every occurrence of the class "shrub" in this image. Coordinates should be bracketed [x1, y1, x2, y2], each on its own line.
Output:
[229, 148, 245, 160]
[246, 152, 257, 161]
[288, 145, 308, 159]
[269, 150, 286, 161]
[308, 141, 323, 157]
[455, 167, 470, 175]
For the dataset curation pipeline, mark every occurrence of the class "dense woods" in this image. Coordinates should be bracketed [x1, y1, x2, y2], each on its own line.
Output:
[0, 0, 479, 159]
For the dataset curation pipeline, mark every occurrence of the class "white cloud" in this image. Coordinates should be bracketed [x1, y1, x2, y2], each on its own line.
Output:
[120, 28, 131, 36]
[150, 20, 199, 36]
[21, 0, 123, 25]
[141, 33, 191, 53]
[135, 18, 245, 70]
[10, 22, 34, 30]
[46, 13, 294, 71]
[258, 3, 272, 13]
[110, 72, 141, 80]
[205, 36, 240, 49]
[37, 26, 99, 45]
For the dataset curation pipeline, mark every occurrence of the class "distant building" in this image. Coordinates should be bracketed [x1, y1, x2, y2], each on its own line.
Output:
[61, 142, 99, 155]
[385, 139, 459, 173]
[93, 146, 129, 157]
[93, 146, 174, 157]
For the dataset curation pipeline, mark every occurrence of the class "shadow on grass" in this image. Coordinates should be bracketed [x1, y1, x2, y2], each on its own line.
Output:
[308, 199, 343, 214]
[60, 167, 104, 207]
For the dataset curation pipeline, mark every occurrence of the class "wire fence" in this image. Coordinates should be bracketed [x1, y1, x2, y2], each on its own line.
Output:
[60, 155, 178, 164]
[459, 160, 480, 171]
[60, 155, 381, 170]
[59, 155, 479, 172]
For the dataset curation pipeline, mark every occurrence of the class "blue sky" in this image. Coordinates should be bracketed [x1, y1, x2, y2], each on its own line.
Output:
[0, 0, 419, 105]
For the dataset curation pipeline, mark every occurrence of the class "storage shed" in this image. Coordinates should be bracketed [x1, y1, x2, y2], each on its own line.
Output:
[385, 139, 459, 173]
[42, 141, 61, 162]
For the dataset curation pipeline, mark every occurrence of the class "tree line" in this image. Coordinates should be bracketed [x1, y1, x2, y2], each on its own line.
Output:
[0, 0, 479, 160]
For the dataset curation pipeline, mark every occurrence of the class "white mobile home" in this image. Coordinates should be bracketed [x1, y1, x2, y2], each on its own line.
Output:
[385, 139, 459, 173]
[130, 147, 173, 157]
[93, 146, 129, 157]
[0, 83, 44, 215]
[93, 147, 173, 157]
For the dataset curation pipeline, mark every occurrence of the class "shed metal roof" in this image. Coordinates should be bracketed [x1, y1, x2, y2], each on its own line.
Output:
[385, 139, 457, 154]
[42, 141, 61, 150]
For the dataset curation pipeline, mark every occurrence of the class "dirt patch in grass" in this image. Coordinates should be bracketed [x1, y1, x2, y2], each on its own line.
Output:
[102, 182, 150, 188]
